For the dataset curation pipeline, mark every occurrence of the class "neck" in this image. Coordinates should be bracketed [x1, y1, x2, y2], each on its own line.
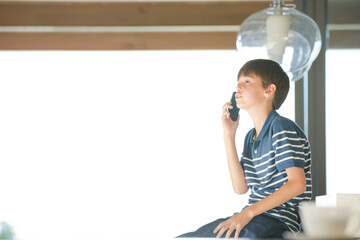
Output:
[247, 106, 273, 140]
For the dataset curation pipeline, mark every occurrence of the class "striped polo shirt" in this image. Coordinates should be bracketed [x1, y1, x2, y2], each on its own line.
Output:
[240, 110, 312, 233]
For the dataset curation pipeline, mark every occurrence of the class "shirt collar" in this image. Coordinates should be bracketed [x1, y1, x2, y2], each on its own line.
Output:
[254, 110, 279, 142]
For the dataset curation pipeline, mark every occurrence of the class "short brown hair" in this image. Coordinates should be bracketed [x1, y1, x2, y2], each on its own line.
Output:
[237, 59, 289, 110]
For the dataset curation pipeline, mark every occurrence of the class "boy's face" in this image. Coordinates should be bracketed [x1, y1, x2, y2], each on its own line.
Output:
[235, 73, 268, 110]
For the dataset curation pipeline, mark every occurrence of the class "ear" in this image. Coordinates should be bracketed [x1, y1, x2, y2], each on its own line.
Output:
[264, 84, 276, 97]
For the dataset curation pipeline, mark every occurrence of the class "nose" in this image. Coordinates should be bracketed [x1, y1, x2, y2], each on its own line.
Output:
[236, 86, 242, 93]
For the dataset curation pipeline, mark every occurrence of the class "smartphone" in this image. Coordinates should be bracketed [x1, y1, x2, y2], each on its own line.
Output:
[229, 91, 240, 121]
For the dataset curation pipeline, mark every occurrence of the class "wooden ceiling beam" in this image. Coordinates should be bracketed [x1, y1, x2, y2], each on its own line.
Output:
[0, 32, 237, 50]
[0, 1, 270, 26]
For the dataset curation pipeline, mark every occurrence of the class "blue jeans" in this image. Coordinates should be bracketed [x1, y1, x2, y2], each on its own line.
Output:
[177, 213, 287, 238]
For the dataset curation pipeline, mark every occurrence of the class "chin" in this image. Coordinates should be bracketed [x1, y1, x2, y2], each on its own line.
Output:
[236, 103, 244, 109]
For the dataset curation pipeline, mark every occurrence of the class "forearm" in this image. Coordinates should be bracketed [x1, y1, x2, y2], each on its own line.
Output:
[245, 178, 306, 217]
[214, 179, 305, 238]
[224, 133, 248, 194]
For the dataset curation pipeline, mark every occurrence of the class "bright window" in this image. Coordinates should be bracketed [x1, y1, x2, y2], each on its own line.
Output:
[0, 50, 294, 240]
[326, 49, 360, 194]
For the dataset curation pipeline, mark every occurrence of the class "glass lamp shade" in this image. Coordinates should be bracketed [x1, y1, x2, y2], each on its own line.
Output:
[236, 5, 322, 81]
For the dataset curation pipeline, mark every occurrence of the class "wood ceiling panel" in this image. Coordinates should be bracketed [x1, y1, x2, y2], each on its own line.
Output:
[0, 1, 359, 50]
[0, 1, 269, 26]
[0, 32, 237, 50]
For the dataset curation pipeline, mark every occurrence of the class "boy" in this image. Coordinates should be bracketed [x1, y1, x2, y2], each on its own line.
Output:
[178, 59, 312, 238]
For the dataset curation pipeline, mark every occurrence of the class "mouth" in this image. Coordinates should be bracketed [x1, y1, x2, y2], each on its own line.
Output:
[235, 93, 242, 99]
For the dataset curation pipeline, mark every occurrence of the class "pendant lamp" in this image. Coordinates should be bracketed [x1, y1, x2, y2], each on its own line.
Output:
[236, 0, 322, 81]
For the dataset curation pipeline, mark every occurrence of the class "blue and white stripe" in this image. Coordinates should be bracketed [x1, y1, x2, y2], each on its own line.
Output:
[241, 110, 312, 233]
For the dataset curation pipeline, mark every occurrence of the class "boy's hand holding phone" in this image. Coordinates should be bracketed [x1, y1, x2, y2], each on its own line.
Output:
[229, 91, 240, 121]
[221, 91, 240, 135]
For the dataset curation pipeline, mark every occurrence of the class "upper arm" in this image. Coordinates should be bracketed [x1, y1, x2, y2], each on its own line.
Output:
[271, 120, 310, 172]
[285, 167, 307, 194]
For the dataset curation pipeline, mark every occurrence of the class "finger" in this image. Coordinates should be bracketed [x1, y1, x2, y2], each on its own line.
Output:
[216, 227, 228, 238]
[221, 110, 230, 120]
[225, 226, 235, 239]
[222, 102, 233, 111]
[234, 226, 241, 239]
[214, 221, 229, 238]
[225, 112, 230, 119]
[213, 222, 224, 234]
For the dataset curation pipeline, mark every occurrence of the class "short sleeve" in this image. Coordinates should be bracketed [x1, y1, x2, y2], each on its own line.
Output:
[240, 128, 255, 169]
[271, 120, 307, 172]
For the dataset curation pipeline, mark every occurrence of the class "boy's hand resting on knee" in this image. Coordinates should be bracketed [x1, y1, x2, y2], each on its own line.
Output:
[213, 208, 254, 239]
